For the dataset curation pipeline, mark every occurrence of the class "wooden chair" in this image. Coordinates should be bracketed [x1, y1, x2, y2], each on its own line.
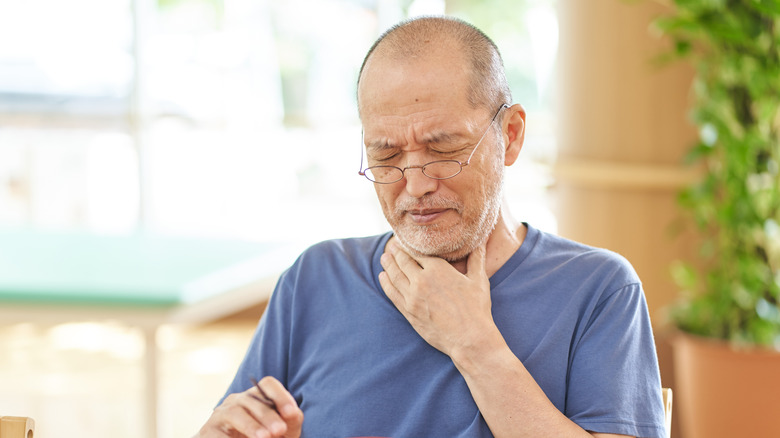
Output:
[662, 388, 673, 437]
[0, 417, 34, 438]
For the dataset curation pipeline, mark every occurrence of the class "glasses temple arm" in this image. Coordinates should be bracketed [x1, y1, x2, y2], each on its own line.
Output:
[358, 131, 366, 175]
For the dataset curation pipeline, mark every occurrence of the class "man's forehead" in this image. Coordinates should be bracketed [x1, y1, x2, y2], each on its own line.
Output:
[357, 77, 473, 124]
[358, 43, 470, 104]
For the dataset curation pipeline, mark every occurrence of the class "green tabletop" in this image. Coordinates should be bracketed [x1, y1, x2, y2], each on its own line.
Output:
[0, 228, 299, 307]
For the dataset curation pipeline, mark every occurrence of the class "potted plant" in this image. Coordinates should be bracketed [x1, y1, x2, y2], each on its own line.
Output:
[652, 1, 780, 437]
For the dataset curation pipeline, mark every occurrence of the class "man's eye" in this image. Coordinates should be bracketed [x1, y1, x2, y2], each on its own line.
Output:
[368, 151, 400, 162]
[432, 146, 469, 156]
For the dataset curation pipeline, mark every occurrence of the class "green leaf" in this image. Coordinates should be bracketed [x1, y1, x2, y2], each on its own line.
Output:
[651, 0, 780, 348]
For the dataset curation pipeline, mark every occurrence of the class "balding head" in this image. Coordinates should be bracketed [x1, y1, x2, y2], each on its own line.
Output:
[357, 16, 512, 116]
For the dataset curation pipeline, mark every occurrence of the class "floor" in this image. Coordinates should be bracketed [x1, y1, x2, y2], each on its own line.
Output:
[0, 319, 259, 438]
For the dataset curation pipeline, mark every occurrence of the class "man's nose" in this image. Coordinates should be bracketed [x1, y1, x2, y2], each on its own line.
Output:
[402, 166, 439, 198]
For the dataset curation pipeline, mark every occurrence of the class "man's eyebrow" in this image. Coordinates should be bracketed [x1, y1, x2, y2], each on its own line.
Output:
[363, 131, 469, 151]
[421, 131, 469, 145]
[364, 139, 397, 151]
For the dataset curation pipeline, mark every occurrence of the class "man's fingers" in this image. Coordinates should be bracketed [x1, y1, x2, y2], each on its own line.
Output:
[235, 391, 287, 437]
[389, 242, 424, 271]
[378, 270, 407, 308]
[244, 377, 303, 437]
[199, 377, 301, 438]
[205, 392, 278, 438]
[257, 376, 303, 421]
[380, 247, 410, 291]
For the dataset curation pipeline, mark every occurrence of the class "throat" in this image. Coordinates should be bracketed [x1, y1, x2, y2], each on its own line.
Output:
[448, 257, 469, 274]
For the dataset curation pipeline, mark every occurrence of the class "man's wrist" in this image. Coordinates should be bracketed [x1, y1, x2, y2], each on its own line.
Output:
[450, 325, 511, 376]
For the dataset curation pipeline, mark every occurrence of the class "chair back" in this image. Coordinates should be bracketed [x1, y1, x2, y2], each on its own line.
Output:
[0, 417, 34, 438]
[662, 388, 673, 437]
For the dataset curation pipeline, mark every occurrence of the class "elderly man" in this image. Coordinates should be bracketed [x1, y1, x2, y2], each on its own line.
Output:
[197, 16, 666, 438]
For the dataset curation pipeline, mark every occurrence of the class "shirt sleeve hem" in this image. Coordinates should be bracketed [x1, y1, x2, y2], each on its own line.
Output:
[575, 419, 667, 438]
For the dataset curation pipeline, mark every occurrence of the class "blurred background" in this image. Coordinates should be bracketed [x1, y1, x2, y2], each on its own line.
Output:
[0, 0, 558, 240]
[0, 0, 696, 437]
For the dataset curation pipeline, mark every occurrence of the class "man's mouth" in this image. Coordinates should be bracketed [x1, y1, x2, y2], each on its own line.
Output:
[407, 208, 449, 224]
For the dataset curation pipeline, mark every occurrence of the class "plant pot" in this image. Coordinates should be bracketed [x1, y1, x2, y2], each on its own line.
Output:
[673, 333, 780, 438]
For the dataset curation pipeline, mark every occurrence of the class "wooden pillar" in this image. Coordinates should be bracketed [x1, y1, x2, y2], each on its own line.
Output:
[143, 326, 159, 438]
[555, 1, 697, 436]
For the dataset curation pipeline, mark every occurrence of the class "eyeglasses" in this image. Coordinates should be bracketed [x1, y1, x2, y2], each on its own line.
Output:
[358, 103, 509, 184]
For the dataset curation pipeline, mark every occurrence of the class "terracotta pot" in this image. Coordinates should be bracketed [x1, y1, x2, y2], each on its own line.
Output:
[673, 333, 780, 438]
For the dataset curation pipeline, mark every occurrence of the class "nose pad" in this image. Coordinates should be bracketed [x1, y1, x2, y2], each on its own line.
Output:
[402, 166, 439, 198]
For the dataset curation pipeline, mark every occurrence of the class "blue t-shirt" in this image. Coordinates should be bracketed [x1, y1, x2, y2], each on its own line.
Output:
[221, 224, 666, 437]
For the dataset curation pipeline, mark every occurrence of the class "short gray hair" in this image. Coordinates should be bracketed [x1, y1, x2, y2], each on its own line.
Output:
[357, 16, 512, 113]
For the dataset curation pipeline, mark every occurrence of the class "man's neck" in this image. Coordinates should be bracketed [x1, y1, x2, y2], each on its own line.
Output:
[449, 208, 526, 277]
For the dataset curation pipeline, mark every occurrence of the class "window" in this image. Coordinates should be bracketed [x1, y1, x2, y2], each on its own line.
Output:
[0, 0, 558, 241]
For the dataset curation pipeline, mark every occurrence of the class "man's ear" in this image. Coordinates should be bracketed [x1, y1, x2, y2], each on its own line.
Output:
[502, 104, 526, 166]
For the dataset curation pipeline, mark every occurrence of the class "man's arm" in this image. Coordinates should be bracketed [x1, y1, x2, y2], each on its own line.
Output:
[449, 324, 632, 438]
[378, 241, 635, 438]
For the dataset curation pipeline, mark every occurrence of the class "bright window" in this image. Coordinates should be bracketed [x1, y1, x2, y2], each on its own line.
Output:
[0, 0, 558, 242]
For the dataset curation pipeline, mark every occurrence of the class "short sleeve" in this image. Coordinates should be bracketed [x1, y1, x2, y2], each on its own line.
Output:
[566, 283, 667, 438]
[217, 268, 294, 406]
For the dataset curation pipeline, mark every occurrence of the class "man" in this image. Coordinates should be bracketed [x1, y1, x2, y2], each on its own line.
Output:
[197, 16, 666, 438]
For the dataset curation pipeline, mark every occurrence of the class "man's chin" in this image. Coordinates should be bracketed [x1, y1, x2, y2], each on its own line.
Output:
[394, 233, 472, 262]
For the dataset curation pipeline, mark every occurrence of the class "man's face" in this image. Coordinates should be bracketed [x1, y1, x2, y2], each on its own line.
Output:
[358, 48, 505, 262]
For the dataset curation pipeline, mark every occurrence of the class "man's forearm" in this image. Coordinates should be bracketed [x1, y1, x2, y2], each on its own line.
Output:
[451, 331, 598, 438]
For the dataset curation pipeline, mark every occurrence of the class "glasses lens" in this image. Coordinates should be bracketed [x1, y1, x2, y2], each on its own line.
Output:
[422, 161, 463, 179]
[365, 166, 403, 183]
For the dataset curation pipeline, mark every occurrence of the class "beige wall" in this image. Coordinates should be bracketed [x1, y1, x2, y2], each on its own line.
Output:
[555, 1, 699, 436]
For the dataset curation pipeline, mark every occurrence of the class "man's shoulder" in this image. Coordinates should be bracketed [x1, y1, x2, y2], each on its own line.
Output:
[284, 232, 392, 276]
[273, 233, 391, 294]
[302, 232, 392, 258]
[529, 226, 639, 283]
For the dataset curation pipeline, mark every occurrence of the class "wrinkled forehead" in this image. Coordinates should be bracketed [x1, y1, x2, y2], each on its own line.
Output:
[359, 86, 472, 137]
[357, 41, 472, 117]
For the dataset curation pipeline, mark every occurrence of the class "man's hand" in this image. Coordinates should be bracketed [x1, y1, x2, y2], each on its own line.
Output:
[378, 239, 499, 358]
[197, 376, 303, 438]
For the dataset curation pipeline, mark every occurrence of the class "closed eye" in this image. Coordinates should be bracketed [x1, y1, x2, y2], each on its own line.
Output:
[429, 145, 471, 158]
[364, 138, 400, 161]
[366, 147, 401, 163]
[372, 153, 400, 163]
